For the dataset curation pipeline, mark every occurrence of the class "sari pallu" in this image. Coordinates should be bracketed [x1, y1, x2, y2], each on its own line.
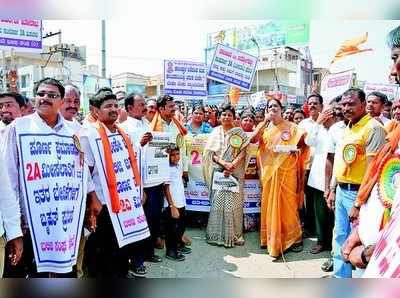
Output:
[258, 120, 309, 257]
[203, 126, 250, 247]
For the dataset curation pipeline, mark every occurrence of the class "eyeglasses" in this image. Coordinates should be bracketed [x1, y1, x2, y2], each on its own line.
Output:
[0, 102, 17, 109]
[36, 92, 61, 99]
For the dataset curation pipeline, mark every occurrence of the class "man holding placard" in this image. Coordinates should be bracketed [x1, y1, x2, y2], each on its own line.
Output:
[80, 90, 150, 277]
[2, 77, 96, 277]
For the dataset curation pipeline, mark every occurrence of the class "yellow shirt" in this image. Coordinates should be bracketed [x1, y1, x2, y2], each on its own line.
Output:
[335, 114, 386, 184]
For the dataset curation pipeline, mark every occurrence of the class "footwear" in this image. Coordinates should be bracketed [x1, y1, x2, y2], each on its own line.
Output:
[321, 258, 333, 272]
[155, 237, 165, 249]
[310, 244, 324, 254]
[290, 242, 303, 253]
[145, 255, 163, 263]
[132, 264, 147, 275]
[182, 234, 192, 246]
[166, 251, 185, 261]
[178, 246, 192, 254]
[234, 236, 245, 246]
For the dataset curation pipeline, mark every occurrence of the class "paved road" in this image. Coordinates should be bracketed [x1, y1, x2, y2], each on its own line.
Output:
[145, 227, 331, 278]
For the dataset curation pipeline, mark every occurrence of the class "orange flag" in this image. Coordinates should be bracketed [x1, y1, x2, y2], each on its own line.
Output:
[228, 86, 241, 106]
[330, 32, 372, 64]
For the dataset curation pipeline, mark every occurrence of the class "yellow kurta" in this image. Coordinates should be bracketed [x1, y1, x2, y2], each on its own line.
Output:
[258, 120, 309, 257]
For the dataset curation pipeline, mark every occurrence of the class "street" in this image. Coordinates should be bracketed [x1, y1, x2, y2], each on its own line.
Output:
[145, 227, 331, 278]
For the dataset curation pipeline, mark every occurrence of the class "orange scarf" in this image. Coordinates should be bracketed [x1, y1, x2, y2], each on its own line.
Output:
[150, 111, 188, 136]
[356, 126, 400, 206]
[96, 121, 141, 213]
[385, 120, 400, 134]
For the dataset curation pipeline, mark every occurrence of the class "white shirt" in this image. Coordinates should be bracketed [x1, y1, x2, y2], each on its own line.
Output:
[298, 117, 318, 168]
[326, 121, 347, 188]
[0, 139, 22, 241]
[120, 116, 149, 147]
[306, 122, 330, 192]
[379, 114, 390, 125]
[164, 163, 186, 208]
[120, 116, 163, 189]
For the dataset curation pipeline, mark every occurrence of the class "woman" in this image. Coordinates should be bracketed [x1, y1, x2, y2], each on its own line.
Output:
[254, 99, 309, 259]
[240, 112, 260, 232]
[254, 108, 265, 126]
[186, 105, 213, 135]
[293, 109, 305, 125]
[205, 105, 219, 128]
[203, 103, 250, 247]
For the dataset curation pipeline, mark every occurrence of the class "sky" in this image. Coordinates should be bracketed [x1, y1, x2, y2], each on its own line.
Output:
[42, 20, 400, 84]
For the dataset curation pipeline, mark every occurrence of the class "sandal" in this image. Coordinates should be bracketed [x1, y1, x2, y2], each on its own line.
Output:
[321, 258, 333, 272]
[310, 244, 324, 254]
[290, 242, 303, 253]
[234, 236, 245, 246]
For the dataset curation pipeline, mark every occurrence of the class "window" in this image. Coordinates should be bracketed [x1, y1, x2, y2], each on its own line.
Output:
[21, 74, 30, 88]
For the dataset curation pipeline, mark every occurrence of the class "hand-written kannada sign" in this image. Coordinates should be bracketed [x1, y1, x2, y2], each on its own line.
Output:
[92, 133, 150, 248]
[19, 134, 87, 273]
[207, 43, 258, 91]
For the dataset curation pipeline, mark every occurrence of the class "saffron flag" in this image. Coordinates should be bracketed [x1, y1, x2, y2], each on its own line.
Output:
[330, 32, 372, 64]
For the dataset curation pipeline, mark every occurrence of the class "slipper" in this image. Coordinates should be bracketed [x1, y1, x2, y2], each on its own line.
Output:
[321, 258, 333, 272]
[290, 243, 303, 253]
[310, 244, 324, 254]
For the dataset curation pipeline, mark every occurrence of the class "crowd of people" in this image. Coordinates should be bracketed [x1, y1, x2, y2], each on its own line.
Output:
[0, 25, 399, 278]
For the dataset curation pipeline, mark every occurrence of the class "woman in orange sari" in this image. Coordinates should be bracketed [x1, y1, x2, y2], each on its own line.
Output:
[255, 99, 309, 259]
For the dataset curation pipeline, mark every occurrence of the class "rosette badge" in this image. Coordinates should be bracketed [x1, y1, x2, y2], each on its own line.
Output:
[229, 134, 243, 149]
[343, 144, 357, 164]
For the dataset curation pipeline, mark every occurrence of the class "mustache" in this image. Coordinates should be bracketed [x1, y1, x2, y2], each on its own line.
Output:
[66, 107, 78, 112]
[39, 100, 53, 106]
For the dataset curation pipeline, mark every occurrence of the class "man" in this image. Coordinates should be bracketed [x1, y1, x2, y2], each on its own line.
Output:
[321, 96, 347, 272]
[283, 106, 294, 122]
[22, 97, 35, 116]
[328, 88, 386, 278]
[385, 99, 400, 133]
[120, 93, 154, 275]
[304, 101, 335, 255]
[147, 95, 189, 260]
[382, 100, 392, 119]
[298, 94, 324, 238]
[0, 145, 23, 277]
[2, 77, 98, 277]
[0, 92, 26, 126]
[366, 91, 390, 125]
[80, 90, 150, 277]
[82, 87, 112, 127]
[60, 84, 81, 131]
[340, 24, 400, 278]
[145, 98, 157, 124]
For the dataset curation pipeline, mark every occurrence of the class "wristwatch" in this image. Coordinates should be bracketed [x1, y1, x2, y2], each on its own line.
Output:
[353, 201, 361, 210]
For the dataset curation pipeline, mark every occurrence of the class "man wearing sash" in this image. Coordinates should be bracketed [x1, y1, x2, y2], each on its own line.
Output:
[2, 77, 94, 277]
[330, 88, 386, 278]
[80, 90, 150, 277]
[144, 95, 188, 261]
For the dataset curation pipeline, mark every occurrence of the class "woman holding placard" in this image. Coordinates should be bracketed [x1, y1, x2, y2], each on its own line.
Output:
[203, 103, 250, 248]
[254, 98, 309, 259]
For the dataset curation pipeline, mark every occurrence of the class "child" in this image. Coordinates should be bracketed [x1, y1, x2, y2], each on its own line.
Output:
[164, 146, 191, 261]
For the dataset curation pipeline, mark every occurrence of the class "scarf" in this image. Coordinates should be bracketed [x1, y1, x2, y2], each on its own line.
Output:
[96, 121, 141, 213]
[150, 111, 188, 136]
[356, 126, 400, 207]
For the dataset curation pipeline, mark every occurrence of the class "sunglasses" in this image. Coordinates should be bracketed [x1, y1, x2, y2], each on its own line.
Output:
[36, 92, 61, 99]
